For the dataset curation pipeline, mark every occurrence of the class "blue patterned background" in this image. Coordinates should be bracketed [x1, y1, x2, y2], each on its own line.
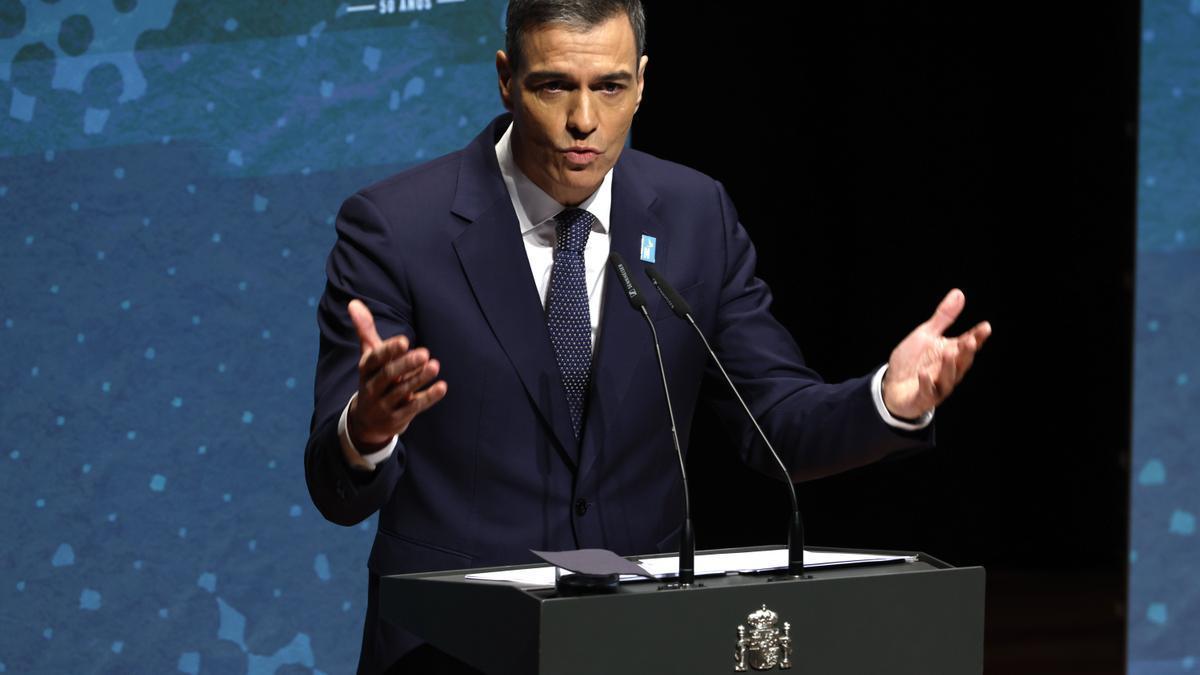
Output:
[0, 1, 507, 672]
[1129, 1, 1200, 672]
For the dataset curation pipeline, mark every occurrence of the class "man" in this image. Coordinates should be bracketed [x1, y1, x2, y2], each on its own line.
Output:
[304, 1, 992, 672]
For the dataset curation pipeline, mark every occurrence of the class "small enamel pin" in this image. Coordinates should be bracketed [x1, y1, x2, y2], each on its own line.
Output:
[640, 234, 657, 263]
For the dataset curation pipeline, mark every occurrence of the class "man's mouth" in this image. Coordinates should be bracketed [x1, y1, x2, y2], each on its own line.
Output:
[562, 146, 601, 165]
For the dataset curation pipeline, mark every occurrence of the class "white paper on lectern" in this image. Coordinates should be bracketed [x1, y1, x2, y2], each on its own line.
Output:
[636, 548, 915, 577]
[464, 548, 915, 585]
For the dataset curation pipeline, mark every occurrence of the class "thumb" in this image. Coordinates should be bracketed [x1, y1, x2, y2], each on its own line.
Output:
[925, 288, 965, 336]
[348, 299, 383, 352]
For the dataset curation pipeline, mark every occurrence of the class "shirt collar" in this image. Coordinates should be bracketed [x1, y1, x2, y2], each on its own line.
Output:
[495, 121, 612, 235]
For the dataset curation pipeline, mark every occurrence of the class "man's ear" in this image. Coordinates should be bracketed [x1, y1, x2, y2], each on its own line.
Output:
[634, 54, 648, 113]
[496, 50, 514, 111]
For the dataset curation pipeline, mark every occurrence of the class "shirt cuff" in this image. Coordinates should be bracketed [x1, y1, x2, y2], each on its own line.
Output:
[871, 364, 934, 431]
[338, 392, 398, 471]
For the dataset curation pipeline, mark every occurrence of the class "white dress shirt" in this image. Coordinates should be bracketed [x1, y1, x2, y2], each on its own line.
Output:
[338, 123, 931, 471]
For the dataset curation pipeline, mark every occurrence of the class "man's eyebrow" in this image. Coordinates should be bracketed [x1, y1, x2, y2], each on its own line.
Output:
[523, 69, 635, 83]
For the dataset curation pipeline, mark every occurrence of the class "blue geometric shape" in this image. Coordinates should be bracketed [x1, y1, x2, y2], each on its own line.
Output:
[1138, 459, 1166, 485]
[177, 651, 200, 674]
[79, 588, 101, 610]
[111, 642, 123, 654]
[253, 194, 268, 212]
[320, 80, 334, 98]
[42, 628, 52, 640]
[1169, 510, 1196, 535]
[314, 553, 331, 581]
[363, 46, 381, 72]
[149, 474, 166, 491]
[1148, 602, 1168, 625]
[404, 77, 425, 100]
[389, 90, 400, 111]
[197, 572, 216, 593]
[83, 107, 110, 135]
[216, 597, 247, 651]
[52, 543, 75, 567]
[9, 87, 35, 122]
[227, 149, 243, 167]
[247, 632, 314, 674]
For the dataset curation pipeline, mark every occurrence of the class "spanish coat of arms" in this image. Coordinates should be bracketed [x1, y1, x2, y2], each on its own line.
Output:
[734, 604, 793, 671]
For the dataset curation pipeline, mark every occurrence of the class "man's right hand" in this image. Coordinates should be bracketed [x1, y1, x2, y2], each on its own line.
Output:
[346, 299, 448, 452]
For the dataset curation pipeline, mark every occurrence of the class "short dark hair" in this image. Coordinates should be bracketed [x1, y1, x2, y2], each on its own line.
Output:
[505, 0, 646, 74]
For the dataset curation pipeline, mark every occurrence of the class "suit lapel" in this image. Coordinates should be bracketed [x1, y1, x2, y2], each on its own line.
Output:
[577, 162, 663, 484]
[451, 115, 580, 468]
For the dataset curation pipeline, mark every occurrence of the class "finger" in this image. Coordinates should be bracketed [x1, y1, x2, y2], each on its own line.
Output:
[384, 359, 441, 406]
[363, 348, 425, 401]
[359, 334, 411, 375]
[348, 300, 384, 352]
[404, 380, 449, 416]
[953, 335, 978, 381]
[933, 340, 959, 403]
[972, 321, 993, 348]
[389, 380, 449, 436]
[924, 289, 965, 336]
[378, 348, 430, 387]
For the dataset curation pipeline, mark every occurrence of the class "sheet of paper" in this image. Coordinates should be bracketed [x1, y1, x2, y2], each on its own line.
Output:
[636, 548, 915, 577]
[464, 548, 915, 585]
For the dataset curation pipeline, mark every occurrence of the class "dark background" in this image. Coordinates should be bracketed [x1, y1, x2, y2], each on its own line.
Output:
[636, 2, 1139, 672]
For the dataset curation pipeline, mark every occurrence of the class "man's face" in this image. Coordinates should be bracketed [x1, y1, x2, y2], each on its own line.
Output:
[497, 15, 647, 206]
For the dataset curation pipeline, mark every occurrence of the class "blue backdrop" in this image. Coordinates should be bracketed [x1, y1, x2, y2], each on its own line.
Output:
[1129, 1, 1200, 672]
[0, 1, 506, 672]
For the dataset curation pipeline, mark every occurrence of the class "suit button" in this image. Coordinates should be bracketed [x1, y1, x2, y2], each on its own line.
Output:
[574, 499, 589, 516]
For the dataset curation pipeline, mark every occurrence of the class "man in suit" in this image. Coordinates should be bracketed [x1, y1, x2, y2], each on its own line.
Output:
[304, 0, 992, 672]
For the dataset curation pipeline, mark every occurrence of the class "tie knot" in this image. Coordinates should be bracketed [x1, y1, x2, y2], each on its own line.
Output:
[554, 208, 594, 254]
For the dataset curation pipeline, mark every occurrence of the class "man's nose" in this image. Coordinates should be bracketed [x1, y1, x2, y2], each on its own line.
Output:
[566, 91, 598, 138]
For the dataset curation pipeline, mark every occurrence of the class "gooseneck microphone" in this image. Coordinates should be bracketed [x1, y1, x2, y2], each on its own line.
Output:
[608, 252, 696, 588]
[643, 265, 808, 579]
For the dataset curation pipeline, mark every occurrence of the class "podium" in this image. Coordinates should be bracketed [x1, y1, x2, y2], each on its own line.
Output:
[380, 545, 984, 674]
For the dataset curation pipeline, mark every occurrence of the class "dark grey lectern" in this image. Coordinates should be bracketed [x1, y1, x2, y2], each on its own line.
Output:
[379, 545, 984, 675]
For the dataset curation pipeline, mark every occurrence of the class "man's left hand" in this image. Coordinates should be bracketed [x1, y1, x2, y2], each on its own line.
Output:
[882, 289, 992, 420]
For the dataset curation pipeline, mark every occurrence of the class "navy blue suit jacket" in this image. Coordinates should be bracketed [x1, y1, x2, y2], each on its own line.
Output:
[304, 113, 931, 671]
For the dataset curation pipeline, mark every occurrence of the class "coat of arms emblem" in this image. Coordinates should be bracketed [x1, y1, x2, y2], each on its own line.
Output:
[734, 604, 793, 671]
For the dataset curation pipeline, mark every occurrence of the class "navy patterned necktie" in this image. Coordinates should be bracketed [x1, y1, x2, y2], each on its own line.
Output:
[546, 208, 595, 438]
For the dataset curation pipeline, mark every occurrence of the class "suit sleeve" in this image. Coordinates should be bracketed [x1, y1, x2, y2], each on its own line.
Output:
[305, 192, 414, 526]
[701, 180, 932, 482]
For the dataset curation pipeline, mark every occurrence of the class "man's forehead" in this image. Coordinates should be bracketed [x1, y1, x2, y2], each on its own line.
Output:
[521, 15, 639, 72]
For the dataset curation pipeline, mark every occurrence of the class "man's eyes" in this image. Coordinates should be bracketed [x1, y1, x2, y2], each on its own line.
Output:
[537, 82, 625, 93]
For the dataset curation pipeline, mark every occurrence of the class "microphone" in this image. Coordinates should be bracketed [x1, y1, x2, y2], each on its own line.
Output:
[643, 265, 808, 579]
[608, 252, 696, 588]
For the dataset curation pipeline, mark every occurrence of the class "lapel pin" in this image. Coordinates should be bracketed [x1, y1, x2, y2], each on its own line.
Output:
[639, 234, 657, 263]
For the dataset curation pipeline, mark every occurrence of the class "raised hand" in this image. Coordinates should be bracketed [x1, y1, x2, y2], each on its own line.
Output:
[881, 289, 991, 420]
[346, 299, 448, 451]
